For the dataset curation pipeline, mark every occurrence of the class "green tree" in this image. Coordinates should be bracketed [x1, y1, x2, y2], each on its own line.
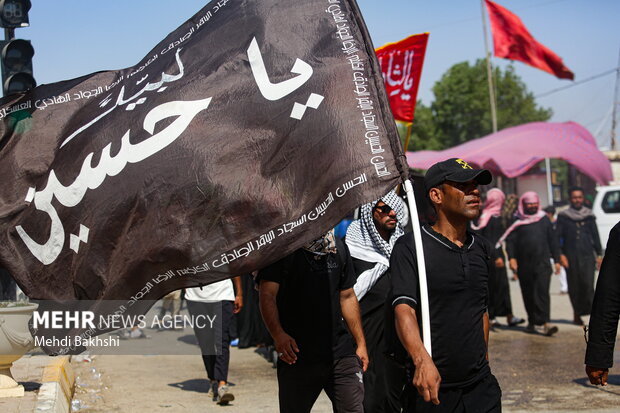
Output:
[410, 59, 552, 150]
[409, 102, 444, 151]
[397, 101, 444, 151]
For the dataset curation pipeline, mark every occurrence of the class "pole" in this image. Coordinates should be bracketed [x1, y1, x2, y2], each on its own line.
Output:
[545, 157, 553, 206]
[611, 47, 620, 150]
[396, 122, 413, 196]
[481, 0, 498, 133]
[403, 122, 413, 153]
[403, 179, 432, 356]
[4, 28, 14, 41]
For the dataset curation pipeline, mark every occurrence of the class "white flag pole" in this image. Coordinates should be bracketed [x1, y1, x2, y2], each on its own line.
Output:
[403, 179, 432, 356]
[545, 157, 553, 206]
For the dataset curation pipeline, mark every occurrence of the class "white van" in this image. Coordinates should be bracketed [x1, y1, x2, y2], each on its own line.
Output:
[592, 185, 620, 249]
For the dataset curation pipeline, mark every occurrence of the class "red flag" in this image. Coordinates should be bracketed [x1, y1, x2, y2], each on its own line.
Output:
[375, 33, 429, 123]
[484, 0, 573, 80]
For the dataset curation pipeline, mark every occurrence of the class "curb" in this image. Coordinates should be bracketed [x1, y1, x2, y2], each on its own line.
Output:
[34, 356, 75, 413]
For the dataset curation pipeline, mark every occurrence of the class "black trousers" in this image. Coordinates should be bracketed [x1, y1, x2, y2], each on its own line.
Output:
[187, 300, 232, 382]
[237, 273, 271, 348]
[361, 304, 404, 413]
[362, 304, 386, 413]
[518, 261, 552, 325]
[566, 254, 596, 316]
[488, 266, 512, 319]
[277, 355, 364, 413]
[384, 356, 406, 413]
[402, 373, 502, 413]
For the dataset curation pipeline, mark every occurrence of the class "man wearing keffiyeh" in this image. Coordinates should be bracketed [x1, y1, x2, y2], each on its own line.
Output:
[557, 187, 603, 326]
[345, 190, 406, 413]
[502, 191, 562, 336]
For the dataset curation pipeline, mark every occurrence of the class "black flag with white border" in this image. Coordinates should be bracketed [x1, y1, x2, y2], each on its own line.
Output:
[0, 0, 406, 353]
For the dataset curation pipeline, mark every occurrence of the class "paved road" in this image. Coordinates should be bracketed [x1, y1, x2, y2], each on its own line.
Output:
[71, 275, 620, 412]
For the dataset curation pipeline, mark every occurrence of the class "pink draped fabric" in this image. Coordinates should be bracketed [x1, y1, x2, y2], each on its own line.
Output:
[406, 122, 612, 185]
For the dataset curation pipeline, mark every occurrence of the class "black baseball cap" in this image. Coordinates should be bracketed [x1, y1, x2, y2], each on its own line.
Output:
[424, 158, 492, 192]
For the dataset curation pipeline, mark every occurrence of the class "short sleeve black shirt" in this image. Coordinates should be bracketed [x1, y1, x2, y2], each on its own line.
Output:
[389, 224, 491, 388]
[256, 243, 357, 362]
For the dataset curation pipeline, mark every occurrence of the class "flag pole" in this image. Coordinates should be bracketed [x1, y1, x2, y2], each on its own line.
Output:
[403, 178, 432, 356]
[403, 122, 413, 153]
[545, 157, 554, 206]
[396, 122, 413, 196]
[481, 0, 498, 133]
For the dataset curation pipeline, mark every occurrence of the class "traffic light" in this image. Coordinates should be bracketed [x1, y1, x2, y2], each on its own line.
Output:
[0, 0, 31, 28]
[0, 39, 35, 95]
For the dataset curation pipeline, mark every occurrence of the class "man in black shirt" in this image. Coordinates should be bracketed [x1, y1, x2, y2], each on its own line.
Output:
[257, 231, 368, 413]
[585, 222, 620, 386]
[345, 190, 406, 412]
[389, 158, 501, 412]
[557, 187, 603, 326]
[502, 191, 561, 336]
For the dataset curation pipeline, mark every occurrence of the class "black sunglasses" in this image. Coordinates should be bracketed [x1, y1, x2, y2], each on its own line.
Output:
[374, 204, 393, 214]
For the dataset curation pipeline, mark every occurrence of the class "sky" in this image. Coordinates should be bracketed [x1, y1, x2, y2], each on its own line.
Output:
[15, 0, 620, 148]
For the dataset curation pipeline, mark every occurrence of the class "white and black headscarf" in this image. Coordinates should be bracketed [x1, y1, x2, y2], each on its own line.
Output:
[345, 190, 406, 300]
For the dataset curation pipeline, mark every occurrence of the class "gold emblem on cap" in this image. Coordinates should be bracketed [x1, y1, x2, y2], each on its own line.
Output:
[455, 158, 473, 169]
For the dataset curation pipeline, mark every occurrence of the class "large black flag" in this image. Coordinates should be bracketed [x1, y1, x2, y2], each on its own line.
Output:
[0, 0, 406, 334]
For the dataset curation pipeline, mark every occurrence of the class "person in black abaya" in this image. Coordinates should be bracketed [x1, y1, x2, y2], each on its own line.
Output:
[237, 273, 271, 348]
[557, 187, 603, 326]
[500, 191, 561, 336]
[472, 188, 524, 328]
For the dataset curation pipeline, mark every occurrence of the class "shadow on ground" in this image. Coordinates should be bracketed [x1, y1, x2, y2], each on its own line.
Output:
[168, 379, 238, 393]
[573, 374, 620, 394]
[177, 334, 198, 346]
[168, 378, 210, 393]
[550, 318, 586, 327]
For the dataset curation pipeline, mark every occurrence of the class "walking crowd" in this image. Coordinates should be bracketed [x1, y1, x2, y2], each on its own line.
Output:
[11, 158, 610, 412]
[158, 158, 613, 413]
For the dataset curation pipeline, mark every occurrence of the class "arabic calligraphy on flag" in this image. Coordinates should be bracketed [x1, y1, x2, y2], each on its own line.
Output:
[375, 33, 429, 123]
[0, 0, 405, 353]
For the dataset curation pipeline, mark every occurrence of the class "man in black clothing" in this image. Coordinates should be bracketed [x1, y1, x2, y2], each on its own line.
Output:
[389, 158, 501, 412]
[557, 187, 603, 326]
[236, 273, 271, 348]
[544, 206, 569, 295]
[502, 191, 561, 336]
[257, 231, 368, 413]
[345, 190, 406, 413]
[472, 188, 524, 329]
[585, 222, 620, 386]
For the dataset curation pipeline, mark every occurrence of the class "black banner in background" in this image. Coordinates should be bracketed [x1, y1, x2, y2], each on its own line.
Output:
[0, 0, 406, 352]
